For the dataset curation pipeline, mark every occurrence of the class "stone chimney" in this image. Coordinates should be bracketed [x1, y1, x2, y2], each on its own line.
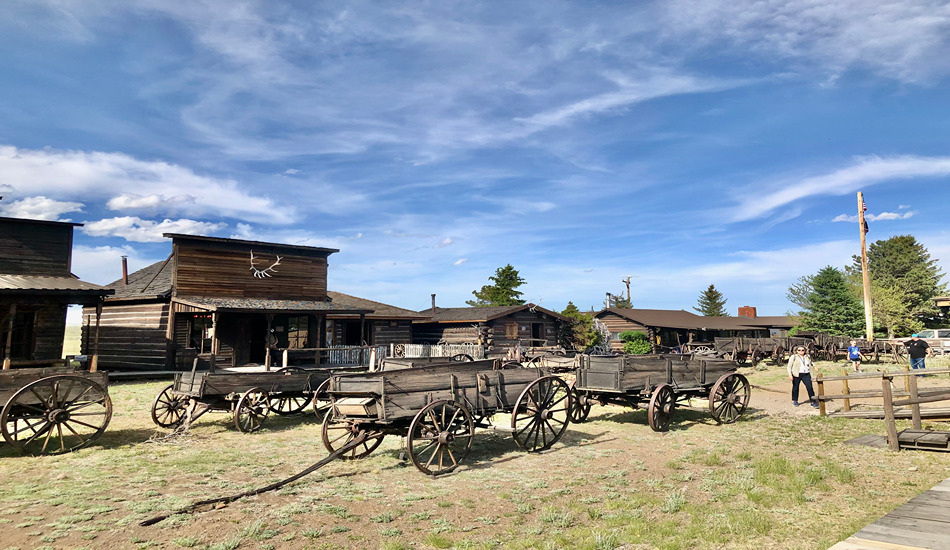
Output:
[121, 256, 129, 286]
[431, 294, 437, 315]
[738, 306, 757, 318]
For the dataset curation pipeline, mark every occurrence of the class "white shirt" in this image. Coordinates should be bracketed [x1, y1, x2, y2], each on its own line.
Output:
[788, 354, 812, 376]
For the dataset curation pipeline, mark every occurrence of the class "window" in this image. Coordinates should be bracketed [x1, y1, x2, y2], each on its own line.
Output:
[286, 315, 309, 349]
[505, 323, 518, 339]
[937, 330, 950, 339]
[1, 311, 35, 360]
[189, 315, 213, 353]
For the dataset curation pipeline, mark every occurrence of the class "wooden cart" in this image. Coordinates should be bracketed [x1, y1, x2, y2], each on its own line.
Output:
[571, 354, 750, 431]
[150, 366, 331, 433]
[320, 359, 572, 476]
[1, 366, 112, 455]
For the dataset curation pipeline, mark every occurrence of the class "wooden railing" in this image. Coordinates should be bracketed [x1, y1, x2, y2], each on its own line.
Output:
[815, 368, 950, 416]
[395, 343, 485, 359]
[271, 345, 389, 369]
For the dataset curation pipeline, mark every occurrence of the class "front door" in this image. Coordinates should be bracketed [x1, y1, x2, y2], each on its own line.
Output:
[248, 315, 268, 364]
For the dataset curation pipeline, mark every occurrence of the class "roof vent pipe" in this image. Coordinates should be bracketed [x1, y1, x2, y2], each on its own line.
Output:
[431, 293, 436, 315]
[121, 256, 129, 286]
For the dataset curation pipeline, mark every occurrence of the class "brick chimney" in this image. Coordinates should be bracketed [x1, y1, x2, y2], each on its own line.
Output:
[121, 256, 129, 286]
[738, 306, 757, 318]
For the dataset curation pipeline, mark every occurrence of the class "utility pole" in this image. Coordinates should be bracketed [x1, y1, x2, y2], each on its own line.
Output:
[858, 191, 874, 342]
[622, 276, 632, 303]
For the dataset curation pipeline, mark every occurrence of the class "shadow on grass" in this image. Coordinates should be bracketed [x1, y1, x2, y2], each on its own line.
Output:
[0, 426, 160, 458]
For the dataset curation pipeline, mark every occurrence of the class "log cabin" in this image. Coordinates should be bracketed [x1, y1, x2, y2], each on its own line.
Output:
[80, 233, 425, 371]
[0, 217, 112, 370]
[412, 301, 569, 357]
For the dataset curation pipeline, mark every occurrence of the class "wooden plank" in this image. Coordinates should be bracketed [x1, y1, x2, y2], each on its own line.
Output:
[856, 522, 950, 548]
[830, 537, 930, 549]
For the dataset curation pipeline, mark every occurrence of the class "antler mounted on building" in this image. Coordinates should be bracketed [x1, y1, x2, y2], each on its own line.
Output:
[250, 251, 282, 278]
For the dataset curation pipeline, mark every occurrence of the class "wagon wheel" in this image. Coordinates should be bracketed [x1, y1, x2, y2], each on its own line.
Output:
[234, 388, 270, 433]
[708, 373, 750, 424]
[150, 384, 187, 428]
[451, 353, 474, 362]
[406, 400, 475, 476]
[647, 384, 675, 432]
[692, 345, 712, 354]
[569, 388, 592, 423]
[526, 355, 544, 367]
[312, 378, 332, 420]
[511, 376, 572, 452]
[826, 344, 837, 362]
[772, 346, 786, 365]
[1, 375, 112, 456]
[320, 414, 385, 460]
[500, 360, 523, 370]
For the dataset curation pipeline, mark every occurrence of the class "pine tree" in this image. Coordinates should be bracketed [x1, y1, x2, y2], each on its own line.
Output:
[466, 264, 526, 306]
[607, 291, 632, 309]
[796, 266, 864, 336]
[694, 284, 729, 316]
[558, 302, 602, 350]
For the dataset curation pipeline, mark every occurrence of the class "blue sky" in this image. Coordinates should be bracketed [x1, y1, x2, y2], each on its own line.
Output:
[2, 1, 949, 316]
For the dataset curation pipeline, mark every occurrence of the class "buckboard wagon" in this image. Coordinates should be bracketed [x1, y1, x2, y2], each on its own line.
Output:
[570, 354, 749, 431]
[321, 359, 572, 476]
[1, 366, 112, 455]
[151, 366, 334, 433]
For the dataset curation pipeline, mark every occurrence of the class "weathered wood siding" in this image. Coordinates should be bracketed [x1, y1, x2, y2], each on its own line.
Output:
[373, 320, 412, 346]
[412, 323, 481, 345]
[596, 312, 648, 351]
[173, 241, 329, 300]
[0, 219, 73, 275]
[82, 302, 170, 371]
[488, 311, 560, 351]
[0, 302, 67, 361]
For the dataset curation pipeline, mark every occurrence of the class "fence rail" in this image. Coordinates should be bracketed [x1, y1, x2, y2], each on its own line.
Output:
[394, 343, 485, 359]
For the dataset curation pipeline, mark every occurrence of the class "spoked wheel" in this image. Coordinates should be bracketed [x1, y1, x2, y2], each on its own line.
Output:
[647, 384, 675, 432]
[234, 388, 269, 433]
[709, 373, 750, 424]
[320, 413, 385, 459]
[569, 388, 592, 423]
[1, 375, 112, 455]
[451, 353, 474, 362]
[406, 400, 475, 476]
[511, 376, 572, 452]
[267, 367, 312, 415]
[151, 384, 187, 428]
[312, 378, 332, 420]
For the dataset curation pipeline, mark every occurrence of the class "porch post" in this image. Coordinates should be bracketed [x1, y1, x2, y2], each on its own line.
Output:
[359, 313, 366, 364]
[89, 301, 102, 372]
[2, 303, 15, 370]
[209, 312, 219, 372]
[264, 313, 274, 370]
[165, 302, 176, 369]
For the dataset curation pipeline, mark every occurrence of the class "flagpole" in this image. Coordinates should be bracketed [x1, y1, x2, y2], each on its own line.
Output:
[858, 191, 874, 342]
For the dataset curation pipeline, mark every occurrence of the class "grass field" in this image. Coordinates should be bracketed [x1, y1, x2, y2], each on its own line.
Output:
[1, 363, 949, 549]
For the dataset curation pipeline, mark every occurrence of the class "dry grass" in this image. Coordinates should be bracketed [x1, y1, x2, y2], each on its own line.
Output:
[0, 366, 949, 549]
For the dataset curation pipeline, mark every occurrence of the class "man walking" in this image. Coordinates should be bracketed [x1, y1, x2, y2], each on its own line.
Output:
[905, 334, 932, 370]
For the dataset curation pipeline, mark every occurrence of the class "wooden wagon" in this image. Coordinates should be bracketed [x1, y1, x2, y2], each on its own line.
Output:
[150, 366, 331, 433]
[1, 366, 112, 455]
[320, 359, 572, 476]
[570, 354, 750, 431]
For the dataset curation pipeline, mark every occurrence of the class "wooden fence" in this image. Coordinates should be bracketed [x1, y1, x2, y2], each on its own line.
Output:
[394, 343, 485, 359]
[815, 368, 950, 418]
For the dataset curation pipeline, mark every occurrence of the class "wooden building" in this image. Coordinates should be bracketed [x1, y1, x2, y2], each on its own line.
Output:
[82, 234, 423, 371]
[595, 307, 797, 352]
[412, 303, 569, 357]
[1, 217, 111, 370]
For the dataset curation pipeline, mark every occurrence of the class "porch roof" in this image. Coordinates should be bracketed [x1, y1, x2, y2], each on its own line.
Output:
[173, 295, 372, 314]
[0, 274, 113, 303]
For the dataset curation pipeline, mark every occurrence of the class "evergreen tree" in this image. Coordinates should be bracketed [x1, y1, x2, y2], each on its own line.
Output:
[848, 235, 947, 330]
[694, 284, 729, 316]
[466, 264, 526, 306]
[558, 302, 602, 350]
[607, 291, 632, 309]
[795, 266, 864, 336]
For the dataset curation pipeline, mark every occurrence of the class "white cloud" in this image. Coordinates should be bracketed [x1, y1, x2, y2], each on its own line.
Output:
[434, 238, 454, 248]
[732, 155, 950, 222]
[0, 196, 84, 220]
[82, 216, 226, 242]
[833, 210, 917, 223]
[453, 258, 468, 266]
[0, 145, 291, 223]
[70, 244, 161, 285]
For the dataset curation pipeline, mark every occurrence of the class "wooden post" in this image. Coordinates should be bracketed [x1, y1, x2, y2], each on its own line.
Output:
[209, 312, 218, 372]
[165, 303, 176, 369]
[264, 314, 273, 370]
[908, 371, 921, 430]
[2, 303, 15, 370]
[841, 369, 852, 412]
[282, 349, 288, 369]
[816, 374, 826, 416]
[857, 191, 874, 343]
[882, 374, 900, 451]
[359, 313, 366, 365]
[90, 302, 102, 373]
[369, 346, 377, 372]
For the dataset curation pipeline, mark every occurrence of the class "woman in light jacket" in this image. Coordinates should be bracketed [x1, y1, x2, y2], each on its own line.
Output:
[787, 346, 819, 408]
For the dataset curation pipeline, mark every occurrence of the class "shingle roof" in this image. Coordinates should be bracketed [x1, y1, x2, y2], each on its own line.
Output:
[0, 274, 110, 293]
[601, 308, 798, 330]
[103, 258, 174, 299]
[415, 304, 569, 323]
[327, 291, 427, 319]
[174, 296, 371, 313]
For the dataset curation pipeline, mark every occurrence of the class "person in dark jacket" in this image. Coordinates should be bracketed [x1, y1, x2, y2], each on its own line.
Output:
[905, 334, 932, 370]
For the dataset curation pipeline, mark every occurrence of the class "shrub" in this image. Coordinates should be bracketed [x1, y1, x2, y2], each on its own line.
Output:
[619, 331, 652, 355]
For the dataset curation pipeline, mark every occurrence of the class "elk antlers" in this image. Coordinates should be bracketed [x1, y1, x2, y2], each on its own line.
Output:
[250, 251, 282, 278]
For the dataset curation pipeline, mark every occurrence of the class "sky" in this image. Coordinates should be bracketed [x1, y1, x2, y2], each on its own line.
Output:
[1, 0, 949, 317]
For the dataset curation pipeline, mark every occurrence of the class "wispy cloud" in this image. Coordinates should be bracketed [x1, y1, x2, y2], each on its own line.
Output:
[0, 196, 84, 220]
[82, 216, 227, 242]
[832, 211, 916, 223]
[730, 155, 950, 222]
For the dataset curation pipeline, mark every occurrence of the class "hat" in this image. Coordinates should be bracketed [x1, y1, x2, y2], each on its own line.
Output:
[911, 333, 919, 337]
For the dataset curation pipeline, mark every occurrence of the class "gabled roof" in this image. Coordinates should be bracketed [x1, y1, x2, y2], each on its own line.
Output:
[598, 308, 797, 330]
[735, 315, 799, 328]
[103, 258, 174, 300]
[415, 304, 570, 324]
[327, 291, 427, 319]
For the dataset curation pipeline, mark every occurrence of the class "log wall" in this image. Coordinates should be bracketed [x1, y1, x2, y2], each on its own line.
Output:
[82, 302, 170, 371]
[595, 312, 647, 351]
[0, 301, 67, 362]
[373, 321, 412, 346]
